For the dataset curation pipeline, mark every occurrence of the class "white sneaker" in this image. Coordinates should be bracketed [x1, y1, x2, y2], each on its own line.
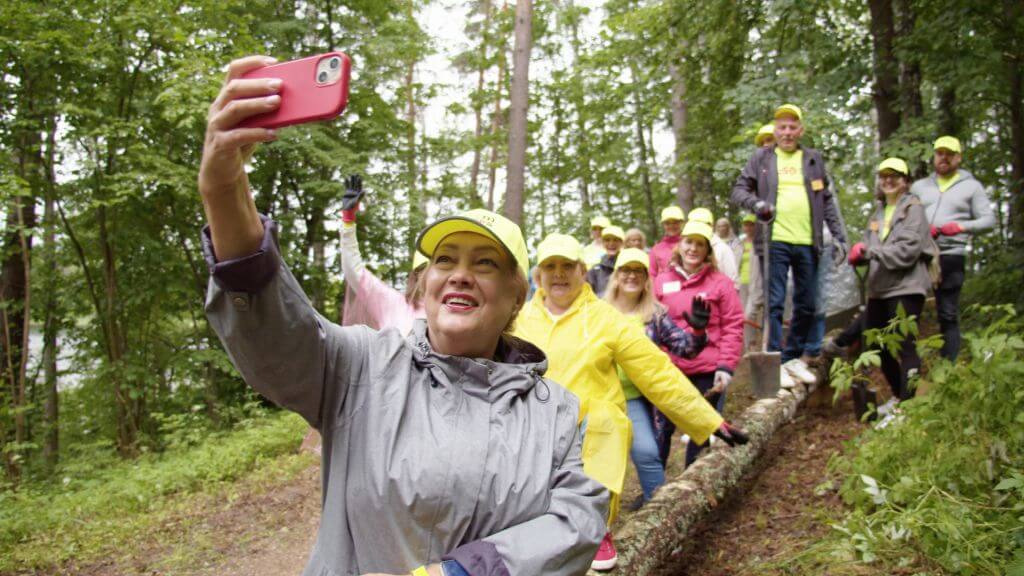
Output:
[784, 358, 817, 385]
[876, 397, 898, 417]
[780, 367, 797, 389]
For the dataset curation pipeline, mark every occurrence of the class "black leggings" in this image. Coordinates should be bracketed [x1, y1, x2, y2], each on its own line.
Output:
[865, 294, 925, 401]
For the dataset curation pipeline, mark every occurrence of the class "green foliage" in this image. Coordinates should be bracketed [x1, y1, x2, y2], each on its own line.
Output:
[0, 409, 308, 571]
[817, 306, 1024, 573]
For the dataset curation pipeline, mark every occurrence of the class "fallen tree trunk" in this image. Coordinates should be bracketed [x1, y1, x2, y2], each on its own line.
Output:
[599, 363, 829, 575]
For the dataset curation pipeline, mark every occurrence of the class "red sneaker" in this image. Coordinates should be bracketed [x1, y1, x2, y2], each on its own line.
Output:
[591, 531, 618, 571]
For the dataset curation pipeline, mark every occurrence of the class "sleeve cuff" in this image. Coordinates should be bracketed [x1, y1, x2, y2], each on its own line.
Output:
[716, 365, 734, 375]
[443, 541, 510, 576]
[201, 214, 281, 293]
[441, 560, 471, 576]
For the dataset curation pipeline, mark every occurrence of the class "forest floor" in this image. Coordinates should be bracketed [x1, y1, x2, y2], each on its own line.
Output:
[33, 353, 908, 576]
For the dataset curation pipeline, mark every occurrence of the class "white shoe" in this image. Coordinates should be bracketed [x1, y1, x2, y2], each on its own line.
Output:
[876, 397, 898, 417]
[780, 367, 797, 389]
[784, 358, 817, 385]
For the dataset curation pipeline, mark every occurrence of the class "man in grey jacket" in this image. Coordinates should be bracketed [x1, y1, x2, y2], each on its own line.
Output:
[910, 136, 996, 360]
[731, 104, 848, 387]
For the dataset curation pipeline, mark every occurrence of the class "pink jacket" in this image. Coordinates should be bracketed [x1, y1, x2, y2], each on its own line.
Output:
[649, 235, 681, 278]
[340, 223, 424, 334]
[653, 264, 744, 375]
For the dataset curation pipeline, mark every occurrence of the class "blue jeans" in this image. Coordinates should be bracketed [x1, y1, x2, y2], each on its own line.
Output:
[627, 398, 664, 501]
[768, 242, 818, 362]
[683, 372, 726, 466]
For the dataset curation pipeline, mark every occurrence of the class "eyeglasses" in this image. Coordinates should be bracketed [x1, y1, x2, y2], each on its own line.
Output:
[618, 267, 647, 278]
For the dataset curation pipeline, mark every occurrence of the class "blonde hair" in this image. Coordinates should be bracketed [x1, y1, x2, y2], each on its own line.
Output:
[670, 236, 718, 272]
[415, 259, 529, 335]
[624, 228, 647, 250]
[604, 267, 664, 324]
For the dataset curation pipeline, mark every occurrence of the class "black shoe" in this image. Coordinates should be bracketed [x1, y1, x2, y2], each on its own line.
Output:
[625, 494, 645, 512]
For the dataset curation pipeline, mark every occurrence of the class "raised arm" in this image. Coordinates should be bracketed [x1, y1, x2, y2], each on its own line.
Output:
[648, 309, 707, 359]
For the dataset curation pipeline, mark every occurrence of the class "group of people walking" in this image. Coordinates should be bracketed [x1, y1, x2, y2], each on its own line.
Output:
[199, 54, 992, 576]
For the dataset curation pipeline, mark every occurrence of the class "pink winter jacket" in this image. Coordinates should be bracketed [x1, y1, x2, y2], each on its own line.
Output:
[653, 264, 744, 375]
[340, 223, 424, 334]
[649, 235, 681, 278]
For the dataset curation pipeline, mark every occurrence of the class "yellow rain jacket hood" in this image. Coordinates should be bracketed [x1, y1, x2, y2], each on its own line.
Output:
[513, 283, 723, 518]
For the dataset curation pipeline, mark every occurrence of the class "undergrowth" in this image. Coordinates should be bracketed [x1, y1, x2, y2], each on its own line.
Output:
[0, 408, 309, 572]
[792, 304, 1024, 575]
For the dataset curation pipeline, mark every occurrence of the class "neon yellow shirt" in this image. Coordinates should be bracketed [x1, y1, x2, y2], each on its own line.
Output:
[739, 240, 752, 284]
[937, 172, 960, 193]
[773, 149, 812, 245]
[882, 204, 896, 240]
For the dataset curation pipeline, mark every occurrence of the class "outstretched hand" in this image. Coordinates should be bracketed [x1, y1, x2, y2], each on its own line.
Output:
[714, 421, 749, 447]
[682, 295, 712, 331]
[341, 174, 365, 223]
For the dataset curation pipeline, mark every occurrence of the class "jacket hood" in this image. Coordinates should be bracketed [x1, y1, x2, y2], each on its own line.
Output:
[408, 319, 550, 401]
[930, 168, 977, 185]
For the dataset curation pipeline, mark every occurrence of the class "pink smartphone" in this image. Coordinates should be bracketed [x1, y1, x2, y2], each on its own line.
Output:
[239, 52, 351, 129]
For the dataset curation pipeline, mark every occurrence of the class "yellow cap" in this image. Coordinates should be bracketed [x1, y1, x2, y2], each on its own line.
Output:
[755, 123, 775, 146]
[877, 157, 909, 176]
[742, 213, 756, 224]
[687, 207, 714, 226]
[601, 225, 625, 241]
[590, 216, 611, 229]
[682, 220, 714, 243]
[536, 233, 583, 265]
[614, 248, 649, 271]
[933, 136, 961, 153]
[774, 104, 803, 121]
[417, 209, 529, 278]
[412, 250, 429, 270]
[660, 205, 685, 223]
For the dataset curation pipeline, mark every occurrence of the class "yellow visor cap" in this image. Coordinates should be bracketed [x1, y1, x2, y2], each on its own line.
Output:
[412, 250, 429, 270]
[417, 209, 529, 279]
[687, 207, 714, 226]
[933, 136, 962, 153]
[601, 225, 625, 241]
[877, 157, 909, 176]
[755, 123, 775, 146]
[682, 220, 714, 243]
[536, 233, 583, 266]
[660, 205, 686, 223]
[774, 104, 803, 121]
[590, 215, 611, 229]
[614, 248, 649, 271]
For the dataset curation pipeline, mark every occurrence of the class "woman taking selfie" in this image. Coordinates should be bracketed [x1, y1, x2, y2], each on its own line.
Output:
[514, 233, 747, 571]
[653, 218, 744, 467]
[200, 56, 607, 576]
[603, 248, 713, 506]
[847, 158, 934, 405]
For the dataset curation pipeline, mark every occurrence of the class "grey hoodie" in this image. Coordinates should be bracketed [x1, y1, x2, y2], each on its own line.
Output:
[910, 169, 995, 256]
[863, 193, 936, 299]
[202, 218, 608, 576]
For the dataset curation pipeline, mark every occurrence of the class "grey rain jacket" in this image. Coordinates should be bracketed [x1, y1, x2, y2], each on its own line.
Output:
[202, 217, 608, 576]
[862, 193, 936, 299]
[585, 253, 614, 297]
[910, 169, 995, 256]
[730, 145, 847, 256]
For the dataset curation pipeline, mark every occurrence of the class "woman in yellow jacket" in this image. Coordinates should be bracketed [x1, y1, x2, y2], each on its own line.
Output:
[513, 233, 748, 571]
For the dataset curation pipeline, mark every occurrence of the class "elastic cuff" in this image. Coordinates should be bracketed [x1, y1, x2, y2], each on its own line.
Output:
[201, 214, 281, 293]
[443, 541, 510, 576]
[716, 366, 734, 376]
[441, 560, 470, 576]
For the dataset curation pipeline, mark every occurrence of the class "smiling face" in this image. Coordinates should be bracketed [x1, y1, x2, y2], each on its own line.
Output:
[679, 235, 710, 273]
[616, 265, 647, 299]
[663, 219, 683, 237]
[624, 232, 645, 249]
[591, 226, 604, 242]
[537, 256, 586, 314]
[933, 148, 961, 177]
[602, 235, 623, 256]
[423, 232, 522, 359]
[774, 115, 804, 152]
[878, 170, 909, 200]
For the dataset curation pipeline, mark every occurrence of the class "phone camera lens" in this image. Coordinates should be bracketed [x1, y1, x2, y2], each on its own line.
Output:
[318, 71, 328, 83]
[329, 57, 340, 70]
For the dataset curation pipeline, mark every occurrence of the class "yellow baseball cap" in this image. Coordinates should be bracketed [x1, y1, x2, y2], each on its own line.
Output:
[601, 225, 625, 241]
[417, 208, 529, 278]
[590, 216, 611, 229]
[536, 233, 583, 265]
[688, 207, 714, 226]
[877, 157, 909, 176]
[660, 205, 686, 223]
[933, 136, 961, 154]
[682, 220, 714, 243]
[774, 104, 803, 121]
[742, 213, 756, 224]
[614, 248, 649, 271]
[755, 123, 775, 146]
[412, 250, 429, 270]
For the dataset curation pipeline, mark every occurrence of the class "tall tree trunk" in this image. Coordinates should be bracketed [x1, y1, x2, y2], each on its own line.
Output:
[630, 62, 657, 240]
[938, 87, 959, 137]
[1005, 0, 1024, 247]
[669, 61, 693, 212]
[568, 11, 590, 212]
[469, 0, 493, 202]
[868, 0, 901, 144]
[487, 48, 505, 211]
[894, 0, 922, 121]
[504, 0, 532, 226]
[42, 121, 59, 469]
[404, 1, 422, 251]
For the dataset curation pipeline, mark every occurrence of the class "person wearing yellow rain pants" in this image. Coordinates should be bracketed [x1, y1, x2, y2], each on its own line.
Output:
[513, 233, 749, 571]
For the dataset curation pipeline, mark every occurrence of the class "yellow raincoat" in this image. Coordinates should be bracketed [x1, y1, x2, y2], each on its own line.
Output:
[513, 284, 723, 522]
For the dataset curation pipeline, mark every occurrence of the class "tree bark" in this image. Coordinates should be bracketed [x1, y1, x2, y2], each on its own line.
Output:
[42, 121, 59, 469]
[868, 0, 901, 144]
[669, 61, 693, 212]
[469, 0, 493, 203]
[630, 62, 657, 240]
[1004, 0, 1024, 247]
[504, 0, 532, 226]
[938, 87, 959, 137]
[487, 7, 508, 212]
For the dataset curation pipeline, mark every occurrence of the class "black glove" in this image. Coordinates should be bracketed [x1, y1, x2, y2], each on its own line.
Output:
[714, 421, 750, 447]
[341, 174, 365, 211]
[682, 295, 711, 330]
[753, 201, 774, 222]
